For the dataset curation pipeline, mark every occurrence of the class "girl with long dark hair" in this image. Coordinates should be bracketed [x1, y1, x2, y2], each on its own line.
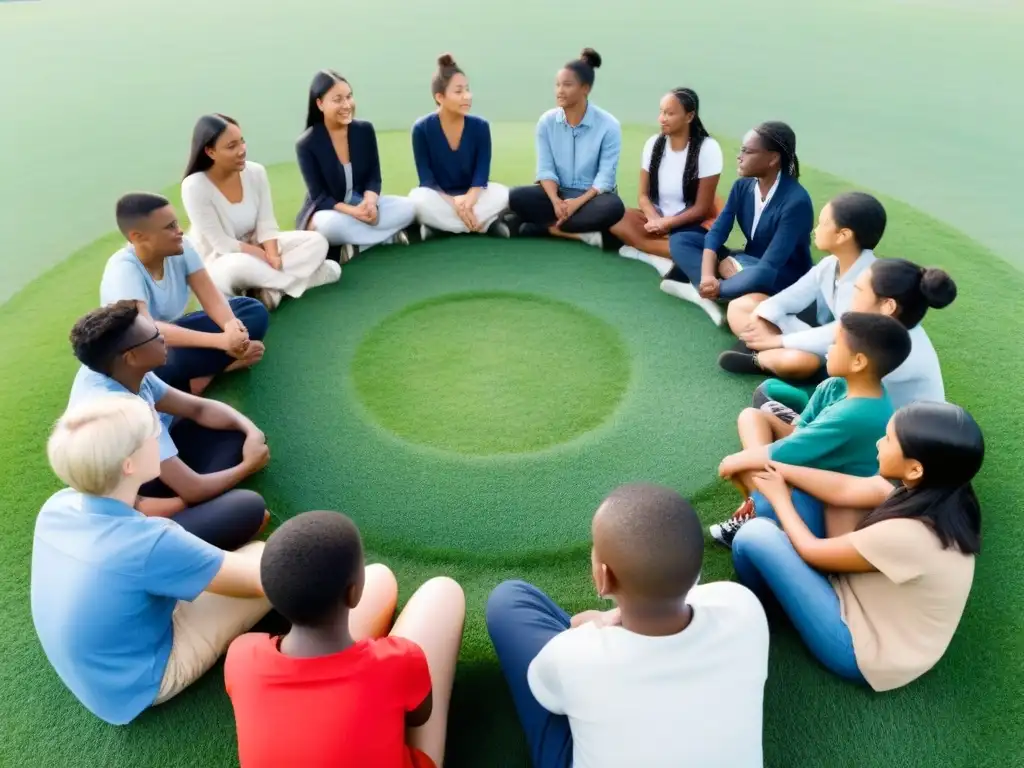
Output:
[181, 114, 336, 311]
[295, 70, 416, 263]
[730, 401, 983, 690]
[610, 88, 723, 276]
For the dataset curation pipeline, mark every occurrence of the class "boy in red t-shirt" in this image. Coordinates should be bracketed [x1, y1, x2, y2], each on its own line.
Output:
[224, 511, 466, 768]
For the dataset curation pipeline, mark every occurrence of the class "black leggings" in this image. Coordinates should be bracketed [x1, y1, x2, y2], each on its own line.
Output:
[140, 420, 265, 551]
[509, 185, 626, 234]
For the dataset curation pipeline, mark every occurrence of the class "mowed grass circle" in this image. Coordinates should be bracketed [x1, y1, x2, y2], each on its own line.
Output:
[352, 292, 630, 455]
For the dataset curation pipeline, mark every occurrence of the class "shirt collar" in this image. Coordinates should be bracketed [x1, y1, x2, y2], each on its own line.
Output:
[556, 103, 594, 128]
[82, 493, 140, 519]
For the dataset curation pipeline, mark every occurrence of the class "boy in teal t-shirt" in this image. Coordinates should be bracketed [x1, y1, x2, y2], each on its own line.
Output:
[710, 312, 911, 547]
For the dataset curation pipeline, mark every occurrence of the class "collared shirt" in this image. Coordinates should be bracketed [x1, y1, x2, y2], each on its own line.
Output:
[535, 103, 621, 193]
[750, 173, 782, 237]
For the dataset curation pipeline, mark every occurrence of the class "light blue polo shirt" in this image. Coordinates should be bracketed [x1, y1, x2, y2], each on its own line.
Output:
[30, 490, 224, 724]
[535, 103, 622, 193]
[67, 366, 177, 461]
[99, 240, 205, 322]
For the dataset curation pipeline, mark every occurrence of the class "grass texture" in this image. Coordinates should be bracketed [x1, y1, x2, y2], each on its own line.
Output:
[0, 125, 1020, 767]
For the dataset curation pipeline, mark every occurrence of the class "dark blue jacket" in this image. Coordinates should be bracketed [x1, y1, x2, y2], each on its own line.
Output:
[295, 120, 382, 229]
[704, 175, 814, 292]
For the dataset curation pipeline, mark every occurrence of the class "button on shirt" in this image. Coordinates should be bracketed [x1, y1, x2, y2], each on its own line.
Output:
[535, 104, 621, 193]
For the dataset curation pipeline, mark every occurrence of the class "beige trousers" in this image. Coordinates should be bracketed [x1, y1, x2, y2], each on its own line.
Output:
[205, 230, 336, 299]
[408, 184, 510, 234]
[153, 542, 270, 706]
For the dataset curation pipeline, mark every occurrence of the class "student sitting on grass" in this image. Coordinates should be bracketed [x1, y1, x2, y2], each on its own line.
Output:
[754, 257, 957, 415]
[659, 122, 813, 326]
[486, 483, 768, 768]
[181, 114, 338, 312]
[609, 87, 723, 277]
[719, 191, 886, 378]
[731, 401, 982, 690]
[31, 396, 269, 725]
[710, 312, 912, 547]
[100, 192, 269, 395]
[67, 301, 271, 551]
[225, 511, 466, 768]
[507, 48, 625, 249]
[409, 54, 511, 240]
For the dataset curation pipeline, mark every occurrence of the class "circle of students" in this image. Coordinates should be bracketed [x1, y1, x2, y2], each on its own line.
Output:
[31, 48, 985, 768]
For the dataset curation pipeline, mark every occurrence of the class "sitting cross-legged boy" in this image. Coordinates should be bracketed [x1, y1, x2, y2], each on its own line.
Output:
[31, 396, 269, 726]
[224, 511, 466, 768]
[710, 311, 912, 547]
[486, 483, 769, 768]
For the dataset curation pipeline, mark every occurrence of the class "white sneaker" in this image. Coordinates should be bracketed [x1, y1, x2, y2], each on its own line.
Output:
[619, 246, 673, 276]
[256, 288, 283, 311]
[659, 279, 724, 326]
[392, 231, 410, 246]
[420, 224, 434, 242]
[618, 245, 641, 261]
[578, 232, 603, 249]
[308, 260, 342, 289]
[340, 243, 358, 263]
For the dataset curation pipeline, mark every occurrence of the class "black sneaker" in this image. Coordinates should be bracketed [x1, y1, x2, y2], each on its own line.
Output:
[709, 515, 752, 548]
[519, 223, 546, 238]
[731, 339, 753, 354]
[487, 220, 511, 238]
[718, 350, 761, 375]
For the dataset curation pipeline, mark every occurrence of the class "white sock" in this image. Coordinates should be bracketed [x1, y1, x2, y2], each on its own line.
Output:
[618, 246, 673, 276]
[578, 232, 602, 249]
[659, 280, 724, 326]
[308, 260, 342, 288]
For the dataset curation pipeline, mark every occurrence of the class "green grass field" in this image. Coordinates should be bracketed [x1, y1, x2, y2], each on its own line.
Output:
[1, 125, 1021, 767]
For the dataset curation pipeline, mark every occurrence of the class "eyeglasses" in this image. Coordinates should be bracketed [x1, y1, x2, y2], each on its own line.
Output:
[118, 329, 161, 354]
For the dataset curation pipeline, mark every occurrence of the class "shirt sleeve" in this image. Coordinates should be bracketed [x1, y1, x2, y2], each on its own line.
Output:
[181, 241, 205, 274]
[143, 522, 225, 600]
[640, 135, 656, 171]
[592, 118, 621, 193]
[755, 262, 836, 356]
[395, 638, 432, 712]
[535, 114, 559, 184]
[526, 633, 568, 715]
[250, 164, 281, 244]
[697, 138, 724, 177]
[365, 123, 383, 195]
[703, 179, 741, 253]
[471, 119, 492, 189]
[754, 191, 815, 274]
[100, 257, 149, 307]
[146, 374, 179, 461]
[181, 174, 242, 255]
[411, 120, 439, 190]
[296, 134, 338, 210]
[846, 519, 933, 584]
[794, 378, 836, 427]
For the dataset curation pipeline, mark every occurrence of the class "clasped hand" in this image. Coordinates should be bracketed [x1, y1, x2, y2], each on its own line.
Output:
[452, 195, 481, 232]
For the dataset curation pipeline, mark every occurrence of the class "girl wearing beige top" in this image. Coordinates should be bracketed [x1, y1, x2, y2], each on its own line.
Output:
[730, 401, 982, 691]
[182, 114, 340, 311]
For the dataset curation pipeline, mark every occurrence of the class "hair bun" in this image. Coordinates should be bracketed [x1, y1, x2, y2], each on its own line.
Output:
[579, 48, 602, 68]
[920, 267, 957, 309]
[437, 53, 457, 68]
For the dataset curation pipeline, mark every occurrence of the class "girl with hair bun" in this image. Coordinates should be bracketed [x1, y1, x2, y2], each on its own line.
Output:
[610, 88, 724, 277]
[508, 48, 626, 249]
[720, 191, 888, 379]
[755, 256, 956, 418]
[409, 54, 511, 239]
[731, 401, 983, 691]
[660, 121, 814, 326]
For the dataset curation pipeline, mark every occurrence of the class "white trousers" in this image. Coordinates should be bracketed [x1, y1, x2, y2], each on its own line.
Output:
[311, 194, 417, 248]
[205, 230, 334, 299]
[408, 183, 510, 233]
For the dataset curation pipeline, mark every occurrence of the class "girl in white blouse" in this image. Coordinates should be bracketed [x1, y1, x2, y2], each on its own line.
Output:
[181, 114, 339, 311]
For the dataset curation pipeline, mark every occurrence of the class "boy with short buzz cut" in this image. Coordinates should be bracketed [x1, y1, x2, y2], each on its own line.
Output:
[487, 483, 769, 768]
[224, 511, 466, 768]
[710, 311, 913, 548]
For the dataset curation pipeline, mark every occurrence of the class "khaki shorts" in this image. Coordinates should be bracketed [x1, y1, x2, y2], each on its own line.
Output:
[153, 542, 270, 706]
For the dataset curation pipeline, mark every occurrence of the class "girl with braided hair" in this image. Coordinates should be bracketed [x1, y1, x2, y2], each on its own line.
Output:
[609, 88, 724, 277]
[660, 121, 814, 326]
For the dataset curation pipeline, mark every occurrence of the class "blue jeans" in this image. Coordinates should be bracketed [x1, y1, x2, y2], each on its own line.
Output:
[152, 296, 269, 391]
[486, 581, 573, 768]
[667, 226, 777, 300]
[731, 491, 866, 684]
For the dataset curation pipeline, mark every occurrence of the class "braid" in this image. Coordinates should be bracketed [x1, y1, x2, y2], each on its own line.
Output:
[682, 114, 708, 207]
[647, 135, 668, 205]
[754, 121, 800, 179]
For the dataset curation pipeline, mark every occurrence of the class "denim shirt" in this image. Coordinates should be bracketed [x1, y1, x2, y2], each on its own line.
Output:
[534, 103, 621, 193]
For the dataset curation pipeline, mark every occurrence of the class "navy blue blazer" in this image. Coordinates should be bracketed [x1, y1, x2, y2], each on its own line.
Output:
[704, 175, 814, 292]
[295, 120, 383, 229]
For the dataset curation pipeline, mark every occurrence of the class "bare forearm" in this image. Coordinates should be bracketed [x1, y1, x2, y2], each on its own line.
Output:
[179, 463, 254, 504]
[156, 321, 225, 350]
[540, 180, 561, 204]
[192, 399, 257, 435]
[262, 239, 280, 261]
[666, 203, 712, 230]
[773, 463, 889, 508]
[136, 496, 187, 518]
[700, 248, 719, 279]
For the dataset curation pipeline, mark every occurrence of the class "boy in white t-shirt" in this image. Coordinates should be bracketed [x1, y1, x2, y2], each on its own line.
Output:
[486, 484, 769, 768]
[609, 88, 724, 278]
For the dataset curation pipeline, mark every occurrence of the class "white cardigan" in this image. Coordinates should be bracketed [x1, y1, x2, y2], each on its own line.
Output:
[180, 161, 281, 262]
